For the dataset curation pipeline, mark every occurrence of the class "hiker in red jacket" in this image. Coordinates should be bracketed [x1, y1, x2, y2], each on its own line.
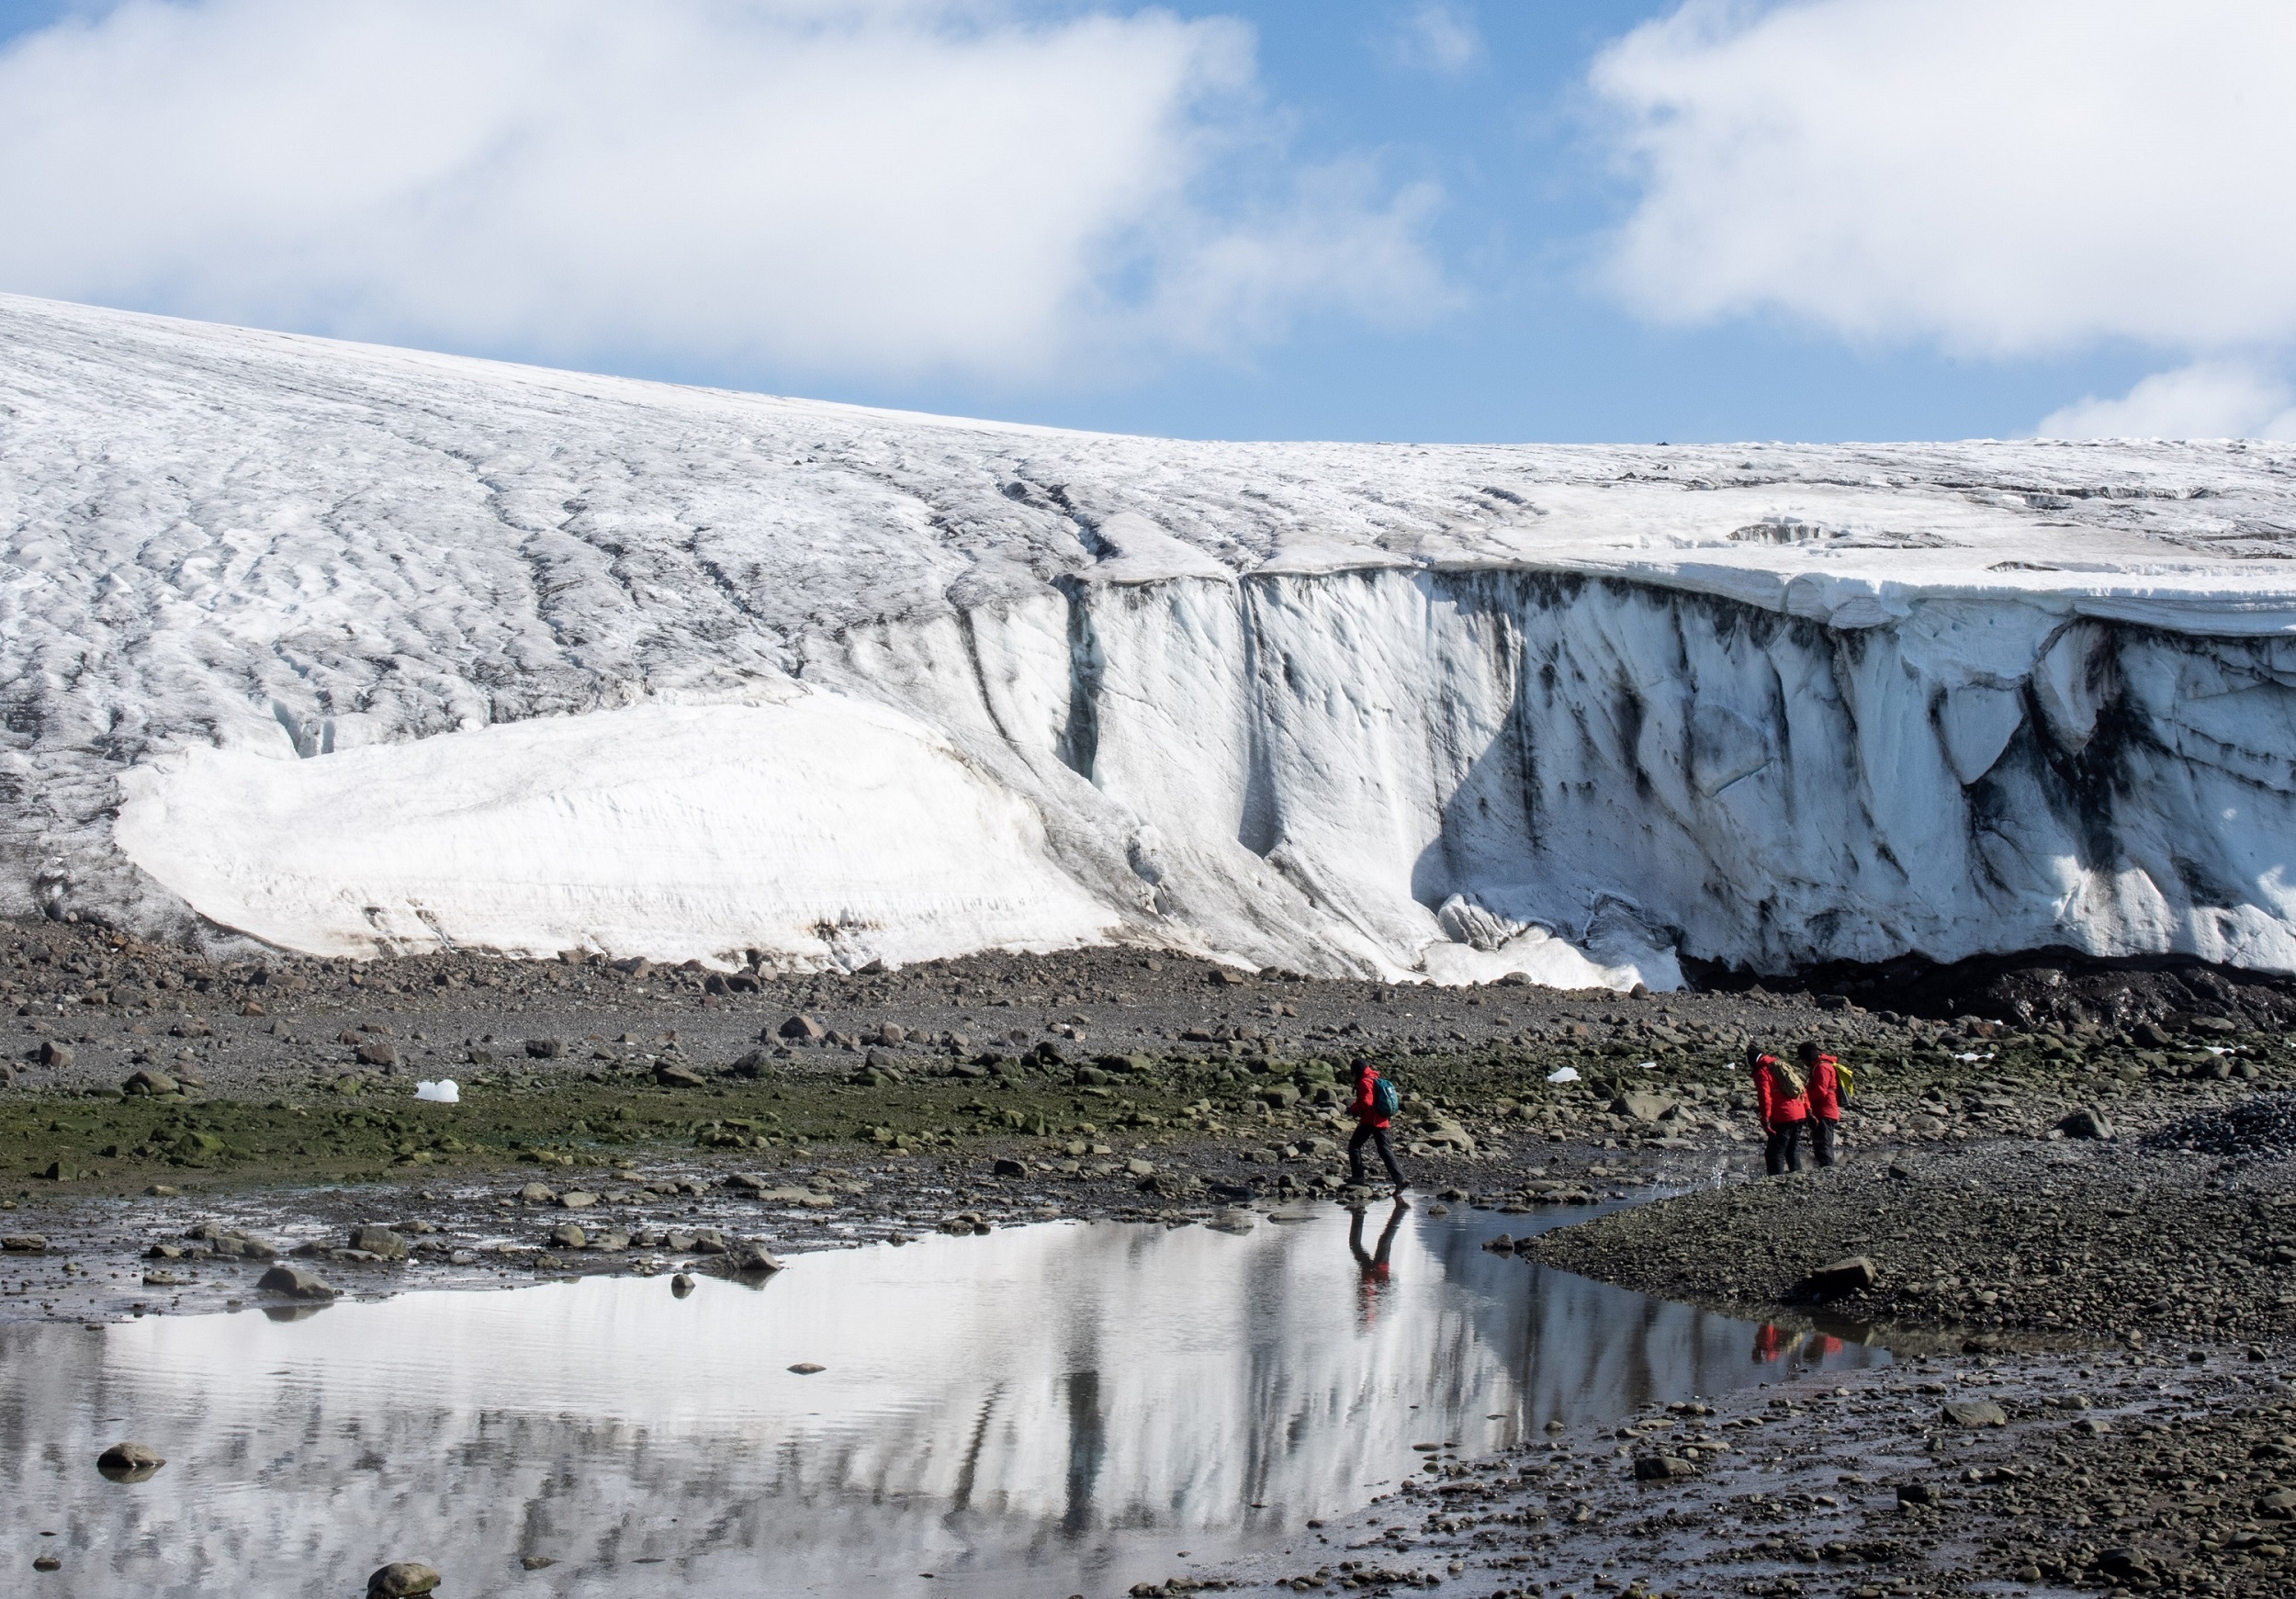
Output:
[1347, 1057, 1408, 1195]
[1749, 1043, 1808, 1176]
[1799, 1041, 1845, 1167]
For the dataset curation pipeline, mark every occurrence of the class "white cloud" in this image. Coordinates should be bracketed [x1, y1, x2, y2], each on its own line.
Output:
[0, 0, 1447, 385]
[1391, 2, 1482, 73]
[1592, 0, 2296, 355]
[2038, 362, 2296, 441]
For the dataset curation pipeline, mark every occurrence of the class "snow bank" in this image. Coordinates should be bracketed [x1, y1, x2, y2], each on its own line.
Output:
[114, 698, 1118, 964]
[10, 292, 2296, 982]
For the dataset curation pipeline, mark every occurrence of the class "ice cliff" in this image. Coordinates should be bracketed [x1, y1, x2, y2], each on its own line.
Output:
[7, 293, 2296, 985]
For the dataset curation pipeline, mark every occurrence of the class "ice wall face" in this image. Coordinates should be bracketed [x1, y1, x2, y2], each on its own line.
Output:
[8, 293, 2296, 981]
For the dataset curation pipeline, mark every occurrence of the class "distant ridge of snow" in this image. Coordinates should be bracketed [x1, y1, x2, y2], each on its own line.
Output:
[8, 292, 2296, 983]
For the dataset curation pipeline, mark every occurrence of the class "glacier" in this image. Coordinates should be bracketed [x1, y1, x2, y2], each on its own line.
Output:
[7, 292, 2296, 985]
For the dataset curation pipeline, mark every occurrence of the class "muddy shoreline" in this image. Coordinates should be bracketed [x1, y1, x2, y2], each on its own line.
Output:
[6, 915, 2296, 1593]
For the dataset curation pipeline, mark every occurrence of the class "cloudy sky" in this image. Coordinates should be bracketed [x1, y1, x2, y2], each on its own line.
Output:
[0, 0, 2290, 443]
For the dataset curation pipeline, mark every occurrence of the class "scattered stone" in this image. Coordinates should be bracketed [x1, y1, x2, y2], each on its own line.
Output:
[34, 1552, 61, 1571]
[121, 1068, 180, 1097]
[548, 1223, 587, 1250]
[1896, 1481, 1936, 1506]
[671, 1273, 696, 1297]
[788, 1361, 826, 1374]
[2056, 1106, 2114, 1140]
[2, 1233, 47, 1253]
[777, 1013, 827, 1042]
[655, 1062, 706, 1088]
[37, 1040, 72, 1068]
[355, 1039, 399, 1068]
[516, 1182, 557, 1204]
[523, 1038, 565, 1059]
[992, 1157, 1028, 1178]
[521, 1555, 557, 1570]
[1942, 1398, 2009, 1428]
[557, 1190, 599, 1209]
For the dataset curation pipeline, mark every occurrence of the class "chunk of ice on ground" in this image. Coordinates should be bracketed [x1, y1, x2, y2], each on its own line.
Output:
[415, 1080, 460, 1104]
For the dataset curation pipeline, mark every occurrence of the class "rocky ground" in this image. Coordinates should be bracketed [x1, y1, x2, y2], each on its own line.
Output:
[6, 917, 2296, 1593]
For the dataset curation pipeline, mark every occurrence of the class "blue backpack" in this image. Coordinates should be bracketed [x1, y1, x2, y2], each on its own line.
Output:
[1371, 1074, 1402, 1118]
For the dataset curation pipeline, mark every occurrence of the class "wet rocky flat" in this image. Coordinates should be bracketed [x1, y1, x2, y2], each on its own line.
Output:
[7, 917, 2296, 1593]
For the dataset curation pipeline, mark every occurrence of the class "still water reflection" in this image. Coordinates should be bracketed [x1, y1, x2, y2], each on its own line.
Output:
[0, 1202, 1879, 1596]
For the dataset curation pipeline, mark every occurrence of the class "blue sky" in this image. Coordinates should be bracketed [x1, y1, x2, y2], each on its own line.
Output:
[0, 1, 2289, 444]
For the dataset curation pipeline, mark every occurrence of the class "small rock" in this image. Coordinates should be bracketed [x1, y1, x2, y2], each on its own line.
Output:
[34, 1551, 62, 1570]
[671, 1273, 696, 1297]
[557, 1190, 599, 1210]
[2257, 1487, 2296, 1519]
[522, 1555, 557, 1570]
[788, 1361, 826, 1374]
[38, 1040, 72, 1068]
[1124, 1158, 1155, 1177]
[992, 1157, 1028, 1178]
[347, 1224, 410, 1262]
[1896, 1482, 1935, 1506]
[355, 1039, 399, 1068]
[776, 1013, 827, 1042]
[548, 1223, 587, 1250]
[256, 1265, 336, 1300]
[1942, 1398, 2009, 1428]
[654, 1063, 706, 1088]
[2057, 1106, 2114, 1140]
[2, 1233, 47, 1253]
[524, 1038, 566, 1059]
[122, 1068, 180, 1097]
[366, 1561, 442, 1597]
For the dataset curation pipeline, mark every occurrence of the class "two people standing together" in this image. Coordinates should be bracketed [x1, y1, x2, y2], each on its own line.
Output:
[1749, 1040, 1847, 1175]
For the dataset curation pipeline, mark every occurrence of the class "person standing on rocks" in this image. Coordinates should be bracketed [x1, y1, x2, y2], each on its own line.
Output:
[1750, 1043, 1808, 1175]
[1799, 1040, 1846, 1167]
[1347, 1057, 1409, 1195]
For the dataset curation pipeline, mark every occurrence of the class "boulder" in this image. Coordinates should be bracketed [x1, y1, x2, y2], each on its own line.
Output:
[354, 1039, 400, 1068]
[729, 1241, 786, 1275]
[38, 1040, 73, 1068]
[1803, 1256, 1879, 1298]
[1612, 1092, 1678, 1123]
[367, 1562, 443, 1597]
[654, 1063, 705, 1088]
[523, 1038, 565, 1060]
[517, 1182, 557, 1204]
[992, 1157, 1028, 1177]
[96, 1441, 166, 1481]
[1941, 1398, 2008, 1428]
[1633, 1455, 1698, 1481]
[256, 1265, 336, 1300]
[346, 1224, 411, 1262]
[2057, 1106, 2114, 1140]
[776, 1014, 827, 1042]
[2, 1233, 48, 1253]
[122, 1068, 180, 1097]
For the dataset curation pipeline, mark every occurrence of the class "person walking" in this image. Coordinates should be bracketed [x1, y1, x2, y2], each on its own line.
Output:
[1346, 1057, 1408, 1195]
[1749, 1042, 1809, 1175]
[1799, 1040, 1846, 1166]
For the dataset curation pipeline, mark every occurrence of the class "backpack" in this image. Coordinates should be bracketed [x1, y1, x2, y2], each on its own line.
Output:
[1766, 1056, 1806, 1098]
[1834, 1059, 1856, 1098]
[1371, 1074, 1402, 1118]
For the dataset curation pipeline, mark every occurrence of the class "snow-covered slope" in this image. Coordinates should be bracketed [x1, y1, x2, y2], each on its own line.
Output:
[7, 293, 2296, 982]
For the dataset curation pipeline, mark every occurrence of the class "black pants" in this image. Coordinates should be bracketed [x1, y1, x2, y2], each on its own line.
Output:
[1350, 1123, 1405, 1188]
[1810, 1117, 1840, 1167]
[1764, 1120, 1806, 1176]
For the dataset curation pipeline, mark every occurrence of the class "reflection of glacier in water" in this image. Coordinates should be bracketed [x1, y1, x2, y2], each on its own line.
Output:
[0, 1205, 1878, 1596]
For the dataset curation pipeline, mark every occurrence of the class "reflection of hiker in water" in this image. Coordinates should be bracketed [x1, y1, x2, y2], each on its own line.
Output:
[1349, 1200, 1407, 1323]
[1752, 1322, 1790, 1364]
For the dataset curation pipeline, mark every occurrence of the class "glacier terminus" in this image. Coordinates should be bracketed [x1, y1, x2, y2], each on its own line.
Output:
[6, 294, 2296, 990]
